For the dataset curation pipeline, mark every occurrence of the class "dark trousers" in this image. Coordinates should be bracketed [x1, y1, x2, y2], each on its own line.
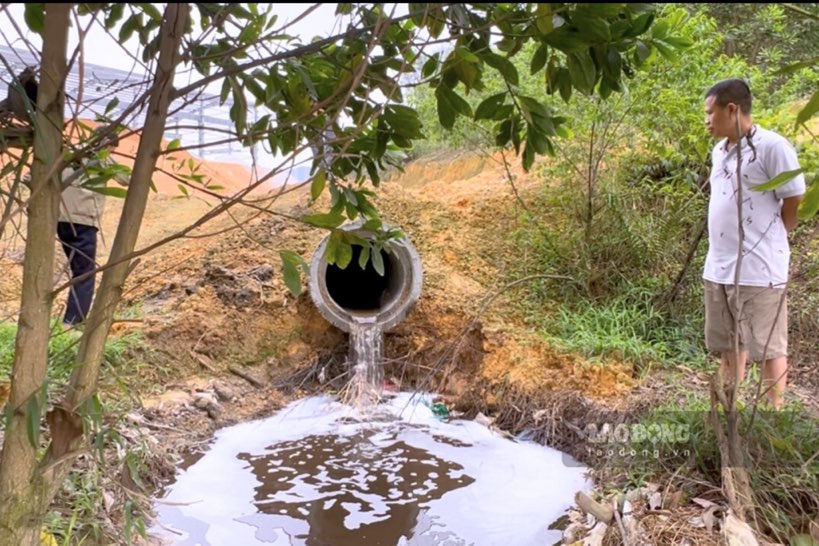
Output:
[57, 222, 98, 324]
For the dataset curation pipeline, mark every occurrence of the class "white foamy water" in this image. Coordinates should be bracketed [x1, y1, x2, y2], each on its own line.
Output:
[151, 393, 590, 546]
[347, 320, 384, 402]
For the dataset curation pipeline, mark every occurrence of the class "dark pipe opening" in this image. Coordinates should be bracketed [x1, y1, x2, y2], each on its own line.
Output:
[325, 245, 394, 312]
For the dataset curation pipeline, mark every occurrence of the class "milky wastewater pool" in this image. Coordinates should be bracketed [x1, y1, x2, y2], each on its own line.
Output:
[150, 393, 590, 546]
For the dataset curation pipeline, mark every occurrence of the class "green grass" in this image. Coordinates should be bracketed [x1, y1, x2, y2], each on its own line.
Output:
[0, 320, 147, 393]
[0, 320, 157, 545]
[537, 295, 707, 370]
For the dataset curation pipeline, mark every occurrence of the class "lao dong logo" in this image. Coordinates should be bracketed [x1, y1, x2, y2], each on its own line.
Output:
[581, 421, 691, 461]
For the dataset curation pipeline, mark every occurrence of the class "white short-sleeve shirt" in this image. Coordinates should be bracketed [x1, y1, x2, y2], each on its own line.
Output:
[703, 125, 805, 287]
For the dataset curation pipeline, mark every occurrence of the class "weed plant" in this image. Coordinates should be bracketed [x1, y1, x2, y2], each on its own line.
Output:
[0, 321, 157, 545]
[618, 396, 819, 543]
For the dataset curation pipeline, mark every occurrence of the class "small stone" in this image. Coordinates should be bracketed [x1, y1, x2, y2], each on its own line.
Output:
[213, 382, 235, 402]
[206, 404, 222, 420]
[193, 392, 218, 409]
[625, 489, 642, 503]
[648, 491, 663, 510]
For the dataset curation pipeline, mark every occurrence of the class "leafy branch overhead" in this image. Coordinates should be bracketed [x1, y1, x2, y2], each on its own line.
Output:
[3, 4, 694, 311]
[74, 3, 689, 196]
[18, 4, 690, 284]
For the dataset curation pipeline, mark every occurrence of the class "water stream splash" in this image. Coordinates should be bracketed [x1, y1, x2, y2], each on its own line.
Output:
[344, 318, 384, 406]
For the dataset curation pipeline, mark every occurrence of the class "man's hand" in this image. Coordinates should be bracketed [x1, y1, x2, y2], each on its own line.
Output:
[781, 195, 802, 232]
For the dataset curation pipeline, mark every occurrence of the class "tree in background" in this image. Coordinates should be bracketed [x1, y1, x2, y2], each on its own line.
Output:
[688, 3, 819, 78]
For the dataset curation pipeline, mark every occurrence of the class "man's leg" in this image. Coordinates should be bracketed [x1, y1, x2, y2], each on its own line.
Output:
[721, 350, 748, 389]
[57, 222, 98, 324]
[762, 356, 787, 409]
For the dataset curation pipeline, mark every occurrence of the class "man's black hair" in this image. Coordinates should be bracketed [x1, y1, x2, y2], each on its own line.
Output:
[706, 78, 752, 115]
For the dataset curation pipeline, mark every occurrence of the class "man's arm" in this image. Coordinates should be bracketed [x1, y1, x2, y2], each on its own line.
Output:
[782, 195, 802, 232]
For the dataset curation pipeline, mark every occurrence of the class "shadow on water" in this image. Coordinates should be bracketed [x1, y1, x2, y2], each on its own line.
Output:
[235, 430, 474, 545]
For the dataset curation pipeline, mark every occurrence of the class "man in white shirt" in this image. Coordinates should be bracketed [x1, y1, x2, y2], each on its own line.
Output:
[703, 78, 805, 409]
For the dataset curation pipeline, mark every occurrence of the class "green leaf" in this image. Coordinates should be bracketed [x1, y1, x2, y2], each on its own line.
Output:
[301, 211, 345, 229]
[310, 171, 326, 201]
[453, 56, 481, 91]
[624, 12, 654, 37]
[436, 85, 472, 128]
[325, 232, 340, 265]
[336, 240, 353, 269]
[527, 126, 550, 155]
[522, 143, 535, 172]
[798, 177, 819, 220]
[566, 52, 597, 94]
[371, 247, 385, 276]
[663, 36, 694, 49]
[455, 46, 479, 63]
[795, 90, 819, 128]
[119, 14, 139, 44]
[24, 4, 45, 34]
[634, 40, 651, 65]
[530, 44, 549, 75]
[653, 40, 678, 61]
[750, 169, 804, 192]
[26, 394, 40, 448]
[422, 55, 439, 78]
[105, 3, 125, 30]
[535, 3, 553, 35]
[483, 52, 519, 86]
[604, 48, 622, 81]
[651, 20, 669, 39]
[435, 89, 455, 129]
[167, 138, 181, 151]
[474, 92, 506, 121]
[91, 186, 128, 198]
[439, 85, 472, 116]
[775, 56, 819, 76]
[139, 3, 162, 22]
[358, 244, 371, 269]
[279, 250, 303, 296]
[573, 14, 611, 43]
[543, 27, 591, 53]
[345, 200, 358, 221]
[519, 96, 549, 118]
[104, 97, 120, 115]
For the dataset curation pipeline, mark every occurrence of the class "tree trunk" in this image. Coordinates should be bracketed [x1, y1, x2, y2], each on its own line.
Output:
[41, 0, 190, 513]
[65, 2, 189, 409]
[0, 4, 189, 543]
[0, 5, 70, 545]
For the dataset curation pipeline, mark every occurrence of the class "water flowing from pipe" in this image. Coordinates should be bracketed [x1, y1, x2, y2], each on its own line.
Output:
[344, 317, 384, 405]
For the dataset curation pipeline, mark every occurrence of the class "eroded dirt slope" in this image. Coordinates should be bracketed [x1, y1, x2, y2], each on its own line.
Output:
[118, 148, 638, 425]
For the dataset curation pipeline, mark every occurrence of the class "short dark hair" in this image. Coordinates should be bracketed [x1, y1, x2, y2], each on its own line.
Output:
[706, 78, 752, 114]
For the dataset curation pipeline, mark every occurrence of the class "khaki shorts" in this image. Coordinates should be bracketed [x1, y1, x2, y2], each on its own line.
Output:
[704, 281, 788, 361]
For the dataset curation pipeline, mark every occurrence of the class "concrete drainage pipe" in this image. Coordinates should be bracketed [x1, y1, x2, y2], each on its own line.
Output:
[309, 222, 423, 333]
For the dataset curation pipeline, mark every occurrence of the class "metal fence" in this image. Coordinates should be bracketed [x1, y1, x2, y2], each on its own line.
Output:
[0, 44, 268, 167]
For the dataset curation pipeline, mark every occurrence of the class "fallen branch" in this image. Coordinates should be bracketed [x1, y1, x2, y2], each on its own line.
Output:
[228, 364, 265, 388]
